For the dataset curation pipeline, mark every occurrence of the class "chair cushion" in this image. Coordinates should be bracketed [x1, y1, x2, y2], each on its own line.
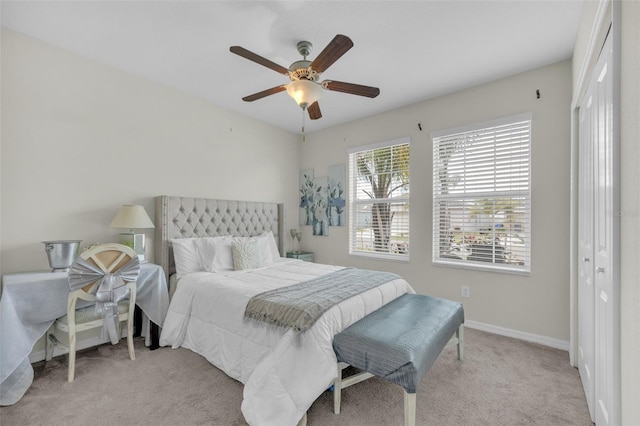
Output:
[56, 300, 130, 326]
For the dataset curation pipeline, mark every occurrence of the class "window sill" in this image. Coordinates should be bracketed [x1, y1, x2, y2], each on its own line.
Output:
[349, 251, 410, 262]
[432, 259, 530, 275]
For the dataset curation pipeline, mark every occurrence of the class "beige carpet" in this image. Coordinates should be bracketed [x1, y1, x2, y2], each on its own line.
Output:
[0, 328, 593, 425]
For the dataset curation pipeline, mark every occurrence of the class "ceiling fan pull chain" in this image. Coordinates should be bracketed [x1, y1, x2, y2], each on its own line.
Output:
[301, 107, 306, 142]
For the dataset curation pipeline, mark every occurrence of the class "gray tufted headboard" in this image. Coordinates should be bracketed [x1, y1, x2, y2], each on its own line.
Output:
[155, 195, 284, 280]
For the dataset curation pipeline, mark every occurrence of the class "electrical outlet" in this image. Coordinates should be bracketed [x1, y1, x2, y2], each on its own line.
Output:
[461, 285, 471, 298]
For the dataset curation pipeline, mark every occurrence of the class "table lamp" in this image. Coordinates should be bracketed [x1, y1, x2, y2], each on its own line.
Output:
[109, 204, 155, 261]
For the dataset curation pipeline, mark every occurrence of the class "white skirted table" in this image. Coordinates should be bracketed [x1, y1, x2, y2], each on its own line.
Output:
[0, 262, 169, 406]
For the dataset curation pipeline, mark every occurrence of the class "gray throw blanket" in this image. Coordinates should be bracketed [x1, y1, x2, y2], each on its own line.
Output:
[244, 268, 401, 332]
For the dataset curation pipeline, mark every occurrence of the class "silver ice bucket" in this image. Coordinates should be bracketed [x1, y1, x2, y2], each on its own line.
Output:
[42, 240, 82, 272]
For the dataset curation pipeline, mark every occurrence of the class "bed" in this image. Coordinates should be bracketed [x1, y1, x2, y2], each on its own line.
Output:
[155, 196, 414, 425]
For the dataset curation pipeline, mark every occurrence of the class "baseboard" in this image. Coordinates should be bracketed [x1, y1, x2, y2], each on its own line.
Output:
[464, 320, 570, 352]
[30, 321, 568, 361]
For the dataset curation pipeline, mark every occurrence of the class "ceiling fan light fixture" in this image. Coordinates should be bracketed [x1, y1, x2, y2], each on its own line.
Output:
[231, 35, 378, 119]
[286, 80, 323, 109]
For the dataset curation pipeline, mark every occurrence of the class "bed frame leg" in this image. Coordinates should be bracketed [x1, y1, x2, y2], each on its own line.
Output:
[334, 363, 342, 414]
[404, 391, 416, 426]
[456, 324, 464, 361]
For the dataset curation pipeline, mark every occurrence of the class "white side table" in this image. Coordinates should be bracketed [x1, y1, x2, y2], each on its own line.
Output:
[0, 263, 168, 406]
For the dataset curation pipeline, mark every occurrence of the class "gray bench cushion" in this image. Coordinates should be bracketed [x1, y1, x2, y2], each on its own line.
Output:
[333, 293, 464, 393]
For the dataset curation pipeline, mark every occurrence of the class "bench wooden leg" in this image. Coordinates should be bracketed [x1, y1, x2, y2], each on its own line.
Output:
[404, 391, 416, 426]
[456, 324, 464, 361]
[334, 363, 375, 415]
[334, 363, 342, 414]
[296, 411, 307, 426]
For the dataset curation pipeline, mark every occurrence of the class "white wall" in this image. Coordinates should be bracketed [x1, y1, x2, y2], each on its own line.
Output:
[0, 29, 300, 275]
[300, 61, 572, 344]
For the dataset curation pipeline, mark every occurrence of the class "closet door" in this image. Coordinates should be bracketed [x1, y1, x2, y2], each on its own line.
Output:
[577, 94, 595, 421]
[578, 30, 620, 426]
[592, 33, 620, 426]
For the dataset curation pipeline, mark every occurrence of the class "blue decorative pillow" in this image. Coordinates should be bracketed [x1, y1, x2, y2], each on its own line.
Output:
[231, 240, 262, 270]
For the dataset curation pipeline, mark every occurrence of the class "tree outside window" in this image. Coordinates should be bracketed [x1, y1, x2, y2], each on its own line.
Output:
[348, 139, 410, 259]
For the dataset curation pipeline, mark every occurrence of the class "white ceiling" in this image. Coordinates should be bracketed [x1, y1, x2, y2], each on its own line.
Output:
[1, 1, 583, 134]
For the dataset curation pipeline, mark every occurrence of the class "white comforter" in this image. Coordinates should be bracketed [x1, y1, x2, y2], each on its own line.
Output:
[160, 258, 413, 426]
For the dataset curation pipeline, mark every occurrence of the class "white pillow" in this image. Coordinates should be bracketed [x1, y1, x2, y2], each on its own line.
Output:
[170, 238, 203, 277]
[193, 233, 280, 272]
[265, 231, 281, 261]
[255, 231, 280, 265]
[192, 238, 213, 270]
[194, 236, 234, 273]
[231, 240, 262, 270]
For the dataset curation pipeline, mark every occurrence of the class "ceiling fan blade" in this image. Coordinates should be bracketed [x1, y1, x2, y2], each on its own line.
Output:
[323, 80, 380, 98]
[230, 46, 290, 75]
[307, 101, 322, 120]
[242, 85, 287, 102]
[310, 34, 353, 73]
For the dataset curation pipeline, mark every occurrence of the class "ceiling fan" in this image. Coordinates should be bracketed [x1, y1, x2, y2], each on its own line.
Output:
[230, 34, 380, 120]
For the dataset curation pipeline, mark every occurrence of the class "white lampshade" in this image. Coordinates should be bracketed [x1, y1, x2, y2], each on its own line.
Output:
[286, 80, 323, 108]
[109, 205, 155, 230]
[110, 205, 154, 262]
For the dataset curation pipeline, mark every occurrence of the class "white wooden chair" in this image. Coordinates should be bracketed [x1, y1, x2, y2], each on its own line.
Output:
[46, 243, 139, 382]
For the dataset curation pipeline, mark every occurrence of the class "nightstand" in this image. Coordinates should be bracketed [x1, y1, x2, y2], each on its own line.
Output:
[286, 251, 314, 262]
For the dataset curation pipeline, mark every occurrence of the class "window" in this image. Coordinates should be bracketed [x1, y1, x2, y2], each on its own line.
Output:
[348, 138, 410, 260]
[432, 113, 531, 273]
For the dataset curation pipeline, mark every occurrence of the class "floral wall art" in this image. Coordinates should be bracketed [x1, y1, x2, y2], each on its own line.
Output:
[299, 165, 346, 236]
[312, 176, 329, 236]
[327, 164, 346, 227]
[299, 169, 315, 227]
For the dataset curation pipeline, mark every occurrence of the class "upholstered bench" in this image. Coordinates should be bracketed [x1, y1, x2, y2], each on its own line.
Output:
[332, 293, 464, 426]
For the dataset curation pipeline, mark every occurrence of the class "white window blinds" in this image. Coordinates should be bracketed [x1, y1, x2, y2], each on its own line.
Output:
[432, 114, 531, 273]
[348, 138, 410, 260]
